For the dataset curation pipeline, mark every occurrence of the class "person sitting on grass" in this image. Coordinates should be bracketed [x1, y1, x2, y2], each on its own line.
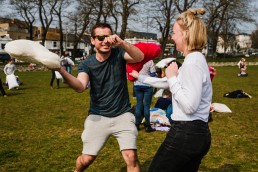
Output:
[237, 58, 248, 77]
[154, 89, 173, 123]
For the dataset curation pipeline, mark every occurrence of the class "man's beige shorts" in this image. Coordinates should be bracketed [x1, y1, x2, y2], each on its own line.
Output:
[81, 112, 138, 155]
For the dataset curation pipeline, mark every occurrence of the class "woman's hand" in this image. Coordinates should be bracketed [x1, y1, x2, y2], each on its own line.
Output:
[165, 62, 178, 79]
[129, 70, 139, 79]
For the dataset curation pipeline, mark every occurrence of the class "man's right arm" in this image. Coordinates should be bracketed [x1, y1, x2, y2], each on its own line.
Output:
[57, 67, 89, 93]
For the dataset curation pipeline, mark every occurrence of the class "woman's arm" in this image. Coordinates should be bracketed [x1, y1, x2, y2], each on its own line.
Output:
[130, 70, 169, 89]
[3, 65, 7, 75]
[167, 63, 204, 115]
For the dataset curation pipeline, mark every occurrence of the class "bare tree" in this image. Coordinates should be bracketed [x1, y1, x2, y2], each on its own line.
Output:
[220, 13, 237, 56]
[53, 0, 71, 55]
[174, 0, 199, 13]
[108, 0, 119, 33]
[10, 0, 37, 40]
[37, 0, 58, 45]
[204, 0, 255, 55]
[144, 0, 197, 58]
[145, 0, 175, 58]
[118, 0, 141, 39]
[251, 26, 258, 49]
[67, 0, 96, 57]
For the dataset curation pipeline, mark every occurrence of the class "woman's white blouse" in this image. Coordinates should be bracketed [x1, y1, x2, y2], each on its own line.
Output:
[138, 52, 212, 122]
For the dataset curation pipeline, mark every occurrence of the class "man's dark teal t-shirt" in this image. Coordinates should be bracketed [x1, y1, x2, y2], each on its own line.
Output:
[78, 47, 131, 117]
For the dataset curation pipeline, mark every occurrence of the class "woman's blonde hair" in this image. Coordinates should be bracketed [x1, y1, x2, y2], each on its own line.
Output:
[176, 8, 207, 51]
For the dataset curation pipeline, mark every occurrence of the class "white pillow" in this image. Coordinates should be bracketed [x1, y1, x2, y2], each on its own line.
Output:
[6, 74, 19, 90]
[55, 71, 63, 79]
[5, 40, 61, 69]
[154, 89, 164, 98]
[212, 103, 232, 113]
[155, 58, 176, 68]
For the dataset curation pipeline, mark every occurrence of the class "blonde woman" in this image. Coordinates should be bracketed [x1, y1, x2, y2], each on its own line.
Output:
[130, 8, 212, 171]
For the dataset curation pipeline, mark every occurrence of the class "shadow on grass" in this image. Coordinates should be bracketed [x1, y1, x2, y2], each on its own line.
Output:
[119, 157, 153, 172]
[5, 92, 24, 96]
[141, 157, 153, 171]
[0, 150, 19, 165]
[4, 86, 27, 91]
[119, 160, 241, 172]
[56, 86, 71, 89]
[201, 164, 240, 172]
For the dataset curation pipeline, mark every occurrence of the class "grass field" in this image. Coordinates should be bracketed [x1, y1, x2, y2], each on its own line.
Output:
[0, 65, 257, 171]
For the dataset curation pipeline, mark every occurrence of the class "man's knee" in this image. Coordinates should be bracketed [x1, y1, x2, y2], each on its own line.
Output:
[80, 154, 96, 165]
[122, 150, 139, 166]
[75, 154, 96, 172]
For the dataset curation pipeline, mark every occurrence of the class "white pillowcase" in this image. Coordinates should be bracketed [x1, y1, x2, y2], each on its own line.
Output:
[155, 58, 176, 68]
[154, 89, 164, 98]
[6, 74, 19, 90]
[5, 40, 61, 69]
[212, 103, 232, 113]
[55, 71, 63, 79]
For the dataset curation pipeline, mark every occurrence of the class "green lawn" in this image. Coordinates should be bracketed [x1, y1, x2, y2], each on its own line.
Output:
[0, 66, 257, 171]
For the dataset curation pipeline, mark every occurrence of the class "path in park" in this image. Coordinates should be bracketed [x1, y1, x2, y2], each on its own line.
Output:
[1, 62, 258, 72]
[208, 62, 258, 66]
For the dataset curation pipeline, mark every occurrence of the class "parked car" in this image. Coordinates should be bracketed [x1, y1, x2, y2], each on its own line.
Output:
[251, 49, 258, 55]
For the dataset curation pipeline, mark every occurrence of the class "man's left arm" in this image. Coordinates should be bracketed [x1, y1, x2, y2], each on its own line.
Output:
[121, 41, 144, 63]
[106, 35, 144, 63]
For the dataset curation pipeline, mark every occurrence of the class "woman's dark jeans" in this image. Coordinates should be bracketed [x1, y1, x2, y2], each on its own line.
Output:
[148, 120, 211, 172]
[134, 86, 153, 126]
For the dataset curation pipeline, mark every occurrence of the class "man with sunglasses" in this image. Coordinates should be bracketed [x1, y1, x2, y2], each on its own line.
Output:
[56, 23, 144, 172]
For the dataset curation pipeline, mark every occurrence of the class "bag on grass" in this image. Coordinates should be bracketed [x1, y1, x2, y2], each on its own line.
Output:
[223, 90, 252, 98]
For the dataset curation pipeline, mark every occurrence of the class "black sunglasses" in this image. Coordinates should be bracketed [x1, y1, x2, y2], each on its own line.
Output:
[92, 35, 110, 41]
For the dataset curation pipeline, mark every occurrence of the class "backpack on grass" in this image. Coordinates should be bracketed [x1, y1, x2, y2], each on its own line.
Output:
[223, 90, 252, 98]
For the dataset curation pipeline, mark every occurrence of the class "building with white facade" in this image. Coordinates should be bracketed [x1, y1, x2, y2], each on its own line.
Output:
[235, 33, 252, 49]
[125, 37, 159, 45]
[216, 33, 252, 54]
